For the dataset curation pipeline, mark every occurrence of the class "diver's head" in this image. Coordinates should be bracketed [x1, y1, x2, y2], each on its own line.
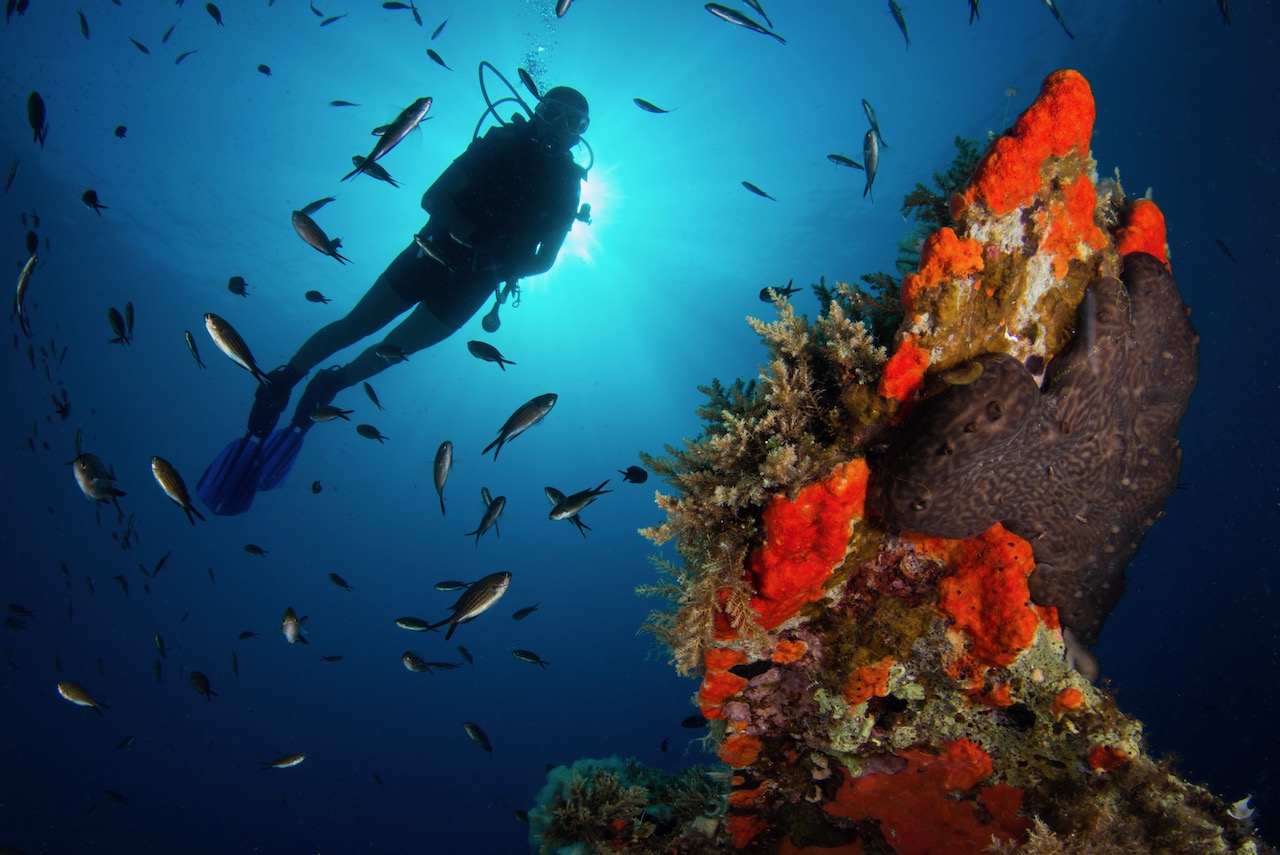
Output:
[533, 86, 589, 149]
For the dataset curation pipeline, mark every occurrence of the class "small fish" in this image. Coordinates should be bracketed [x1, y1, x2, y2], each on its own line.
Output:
[261, 753, 305, 771]
[517, 68, 540, 100]
[7, 604, 33, 617]
[329, 100, 360, 108]
[457, 646, 473, 665]
[174, 49, 198, 65]
[704, 3, 785, 45]
[299, 195, 336, 216]
[103, 789, 129, 804]
[320, 654, 343, 662]
[230, 651, 239, 677]
[189, 671, 217, 700]
[14, 252, 38, 335]
[374, 344, 408, 363]
[555, 0, 571, 17]
[619, 465, 648, 484]
[206, 2, 223, 26]
[862, 128, 879, 202]
[741, 181, 775, 201]
[342, 97, 432, 181]
[155, 632, 167, 658]
[394, 617, 433, 632]
[512, 649, 550, 668]
[78, 10, 89, 38]
[281, 607, 308, 644]
[1042, 0, 1074, 39]
[107, 306, 128, 344]
[329, 572, 353, 591]
[433, 441, 452, 515]
[310, 404, 353, 422]
[204, 313, 269, 383]
[244, 544, 268, 556]
[320, 14, 345, 26]
[154, 551, 171, 576]
[238, 631, 258, 640]
[124, 302, 134, 339]
[401, 650, 431, 672]
[545, 487, 589, 537]
[58, 680, 108, 712]
[290, 210, 350, 264]
[311, 480, 322, 494]
[888, 0, 910, 47]
[227, 275, 249, 297]
[113, 574, 129, 597]
[681, 713, 709, 729]
[862, 98, 888, 148]
[743, 0, 773, 27]
[1216, 0, 1230, 26]
[349, 156, 400, 188]
[431, 16, 447, 39]
[115, 735, 134, 750]
[482, 393, 557, 460]
[130, 37, 150, 54]
[305, 290, 331, 303]
[72, 452, 125, 509]
[430, 571, 511, 640]
[463, 721, 492, 753]
[4, 158, 17, 193]
[184, 330, 205, 368]
[82, 189, 108, 215]
[356, 424, 388, 442]
[435, 580, 470, 592]
[661, 737, 669, 752]
[512, 604, 538, 621]
[1215, 238, 1238, 263]
[163, 22, 177, 42]
[361, 381, 382, 409]
[151, 456, 205, 525]
[114, 125, 127, 139]
[425, 49, 450, 70]
[633, 98, 673, 114]
[467, 340, 515, 370]
[759, 280, 800, 302]
[258, 64, 272, 76]
[464, 496, 505, 546]
[968, 0, 980, 24]
[827, 154, 863, 170]
[549, 479, 611, 522]
[310, 0, 323, 16]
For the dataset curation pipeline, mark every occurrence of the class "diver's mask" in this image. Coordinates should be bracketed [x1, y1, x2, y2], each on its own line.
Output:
[534, 97, 590, 138]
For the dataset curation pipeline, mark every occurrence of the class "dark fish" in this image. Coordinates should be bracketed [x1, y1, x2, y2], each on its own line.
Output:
[244, 544, 268, 556]
[425, 49, 450, 70]
[204, 313, 269, 383]
[619, 465, 648, 483]
[115, 735, 134, 750]
[394, 617, 433, 632]
[290, 210, 350, 264]
[163, 21, 177, 42]
[633, 98, 673, 114]
[661, 737, 668, 752]
[433, 441, 452, 515]
[512, 649, 550, 668]
[862, 128, 879, 202]
[1215, 238, 1238, 263]
[299, 195, 336, 215]
[230, 651, 238, 677]
[4, 158, 17, 193]
[463, 721, 492, 753]
[743, 0, 773, 27]
[862, 98, 888, 148]
[189, 671, 217, 700]
[82, 190, 108, 215]
[457, 646, 473, 665]
[704, 4, 785, 45]
[320, 14, 345, 26]
[363, 381, 382, 409]
[430, 571, 511, 640]
[305, 290, 330, 303]
[759, 279, 800, 302]
[349, 155, 399, 187]
[184, 330, 205, 368]
[356, 424, 388, 442]
[342, 97, 432, 181]
[27, 92, 46, 147]
[482, 393, 557, 459]
[681, 714, 709, 729]
[968, 0, 980, 24]
[827, 154, 863, 170]
[206, 3, 223, 26]
[1042, 0, 1074, 39]
[517, 68, 540, 100]
[464, 495, 505, 545]
[431, 16, 447, 39]
[114, 125, 127, 139]
[320, 654, 343, 662]
[130, 38, 151, 55]
[107, 306, 127, 344]
[151, 456, 205, 525]
[888, 0, 910, 48]
[154, 550, 172, 577]
[258, 64, 272, 76]
[329, 100, 360, 107]
[238, 631, 258, 640]
[78, 10, 89, 38]
[466, 340, 515, 370]
[555, 0, 571, 17]
[329, 572, 353, 591]
[544, 487, 589, 536]
[174, 50, 198, 65]
[103, 789, 129, 804]
[227, 275, 249, 297]
[511, 604, 538, 621]
[549, 480, 611, 521]
[311, 480, 322, 494]
[1217, 0, 1230, 25]
[401, 650, 431, 672]
[309, 0, 322, 16]
[741, 181, 775, 201]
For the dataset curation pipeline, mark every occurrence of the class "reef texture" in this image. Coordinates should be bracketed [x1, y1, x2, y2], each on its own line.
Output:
[533, 70, 1267, 853]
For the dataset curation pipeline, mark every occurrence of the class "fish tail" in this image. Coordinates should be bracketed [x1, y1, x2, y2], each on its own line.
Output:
[340, 163, 364, 182]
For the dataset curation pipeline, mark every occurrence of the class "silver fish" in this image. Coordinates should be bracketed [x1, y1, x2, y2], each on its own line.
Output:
[862, 98, 888, 148]
[544, 486, 589, 537]
[464, 495, 505, 546]
[14, 252, 37, 335]
[281, 607, 308, 644]
[549, 480, 611, 521]
[862, 128, 879, 202]
[482, 393, 557, 460]
[290, 210, 350, 264]
[151, 456, 205, 525]
[204, 313, 268, 384]
[342, 97, 432, 181]
[261, 753, 305, 770]
[704, 3, 785, 45]
[184, 330, 205, 368]
[512, 649, 550, 668]
[73, 453, 125, 511]
[299, 195, 336, 216]
[430, 571, 510, 640]
[433, 441, 452, 515]
[888, 0, 910, 48]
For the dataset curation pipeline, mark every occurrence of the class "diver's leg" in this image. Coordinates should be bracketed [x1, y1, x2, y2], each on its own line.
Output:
[338, 303, 457, 387]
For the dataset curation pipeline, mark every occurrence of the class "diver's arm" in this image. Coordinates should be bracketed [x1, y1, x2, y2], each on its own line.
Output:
[518, 227, 569, 277]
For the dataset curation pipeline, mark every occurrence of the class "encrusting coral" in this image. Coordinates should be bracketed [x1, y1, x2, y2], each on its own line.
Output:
[529, 69, 1271, 854]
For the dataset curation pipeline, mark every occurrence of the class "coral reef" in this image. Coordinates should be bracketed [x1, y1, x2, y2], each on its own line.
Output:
[534, 69, 1270, 854]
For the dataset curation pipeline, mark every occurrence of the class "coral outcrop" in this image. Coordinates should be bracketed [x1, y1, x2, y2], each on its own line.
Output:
[529, 69, 1269, 854]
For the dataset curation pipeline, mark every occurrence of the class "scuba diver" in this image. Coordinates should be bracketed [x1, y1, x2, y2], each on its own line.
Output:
[197, 83, 591, 515]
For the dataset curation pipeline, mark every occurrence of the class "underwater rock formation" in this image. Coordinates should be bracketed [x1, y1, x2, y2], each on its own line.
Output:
[529, 70, 1270, 854]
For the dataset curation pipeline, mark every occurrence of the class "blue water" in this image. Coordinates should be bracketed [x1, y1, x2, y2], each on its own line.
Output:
[2, 1, 1277, 852]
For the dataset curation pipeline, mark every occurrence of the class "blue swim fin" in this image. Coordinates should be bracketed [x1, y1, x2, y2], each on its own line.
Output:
[257, 428, 306, 491]
[196, 434, 263, 516]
